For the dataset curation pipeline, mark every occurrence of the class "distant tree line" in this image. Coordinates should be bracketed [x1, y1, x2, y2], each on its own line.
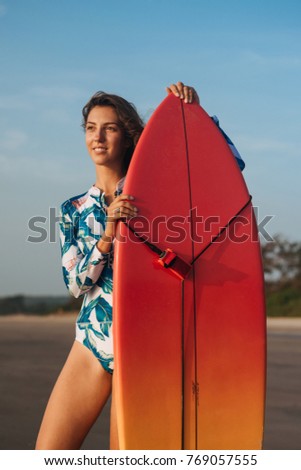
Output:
[1, 235, 300, 316]
[0, 295, 80, 316]
[262, 235, 301, 316]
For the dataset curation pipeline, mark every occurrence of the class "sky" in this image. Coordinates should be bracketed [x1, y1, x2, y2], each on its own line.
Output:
[0, 0, 300, 296]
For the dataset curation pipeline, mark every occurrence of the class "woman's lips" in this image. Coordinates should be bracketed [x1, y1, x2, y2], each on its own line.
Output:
[93, 146, 107, 154]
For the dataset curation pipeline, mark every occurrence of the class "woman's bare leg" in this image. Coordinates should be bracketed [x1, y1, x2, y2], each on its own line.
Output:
[35, 341, 112, 450]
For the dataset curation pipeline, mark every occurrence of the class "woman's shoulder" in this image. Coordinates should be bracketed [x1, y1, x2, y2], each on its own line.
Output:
[60, 188, 91, 216]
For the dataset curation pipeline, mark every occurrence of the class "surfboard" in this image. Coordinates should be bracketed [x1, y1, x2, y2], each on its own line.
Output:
[113, 94, 266, 450]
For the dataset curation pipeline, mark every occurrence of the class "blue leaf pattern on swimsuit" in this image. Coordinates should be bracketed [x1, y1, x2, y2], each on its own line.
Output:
[83, 327, 114, 372]
[95, 297, 112, 323]
[77, 297, 100, 323]
[62, 266, 69, 289]
[99, 266, 113, 294]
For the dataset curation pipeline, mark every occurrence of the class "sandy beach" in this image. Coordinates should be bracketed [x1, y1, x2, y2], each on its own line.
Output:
[0, 314, 300, 450]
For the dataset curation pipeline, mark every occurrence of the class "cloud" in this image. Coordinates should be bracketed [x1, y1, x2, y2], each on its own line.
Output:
[0, 94, 32, 110]
[244, 50, 301, 68]
[0, 151, 80, 185]
[239, 136, 299, 154]
[237, 135, 301, 169]
[30, 86, 85, 102]
[0, 4, 6, 17]
[1, 130, 29, 151]
[0, 85, 85, 111]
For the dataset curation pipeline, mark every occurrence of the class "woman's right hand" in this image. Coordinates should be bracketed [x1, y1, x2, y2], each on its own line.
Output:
[106, 194, 138, 237]
[166, 81, 200, 104]
[97, 194, 138, 253]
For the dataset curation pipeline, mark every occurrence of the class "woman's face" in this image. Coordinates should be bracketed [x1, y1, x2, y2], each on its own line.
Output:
[85, 105, 128, 170]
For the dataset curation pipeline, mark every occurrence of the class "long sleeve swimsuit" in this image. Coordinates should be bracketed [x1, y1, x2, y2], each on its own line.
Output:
[59, 120, 245, 374]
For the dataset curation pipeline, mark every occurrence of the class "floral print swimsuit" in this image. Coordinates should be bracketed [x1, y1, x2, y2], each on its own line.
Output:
[59, 178, 125, 373]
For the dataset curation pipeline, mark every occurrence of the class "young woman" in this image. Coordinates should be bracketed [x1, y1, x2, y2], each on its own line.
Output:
[35, 82, 244, 450]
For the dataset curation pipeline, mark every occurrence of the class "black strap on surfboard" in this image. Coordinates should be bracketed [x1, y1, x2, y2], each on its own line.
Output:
[190, 194, 253, 266]
[123, 221, 162, 256]
[122, 221, 192, 280]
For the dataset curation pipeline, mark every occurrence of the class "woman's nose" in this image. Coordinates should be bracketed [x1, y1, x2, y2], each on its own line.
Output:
[94, 128, 105, 141]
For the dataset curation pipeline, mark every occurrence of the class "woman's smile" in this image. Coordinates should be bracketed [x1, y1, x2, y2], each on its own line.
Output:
[93, 145, 108, 154]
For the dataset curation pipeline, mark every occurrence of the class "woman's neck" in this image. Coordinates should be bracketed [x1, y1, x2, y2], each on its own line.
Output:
[94, 165, 125, 198]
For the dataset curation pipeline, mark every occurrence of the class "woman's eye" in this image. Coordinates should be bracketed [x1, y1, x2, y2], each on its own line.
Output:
[85, 125, 94, 132]
[106, 126, 117, 132]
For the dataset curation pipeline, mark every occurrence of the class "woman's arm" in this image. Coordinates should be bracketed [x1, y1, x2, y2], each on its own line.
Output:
[211, 116, 245, 171]
[59, 193, 138, 297]
[59, 203, 109, 298]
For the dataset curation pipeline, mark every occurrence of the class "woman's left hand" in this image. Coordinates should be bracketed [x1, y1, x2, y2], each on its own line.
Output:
[166, 81, 200, 104]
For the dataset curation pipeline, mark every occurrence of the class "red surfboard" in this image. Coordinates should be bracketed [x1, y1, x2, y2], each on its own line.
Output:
[113, 94, 266, 450]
